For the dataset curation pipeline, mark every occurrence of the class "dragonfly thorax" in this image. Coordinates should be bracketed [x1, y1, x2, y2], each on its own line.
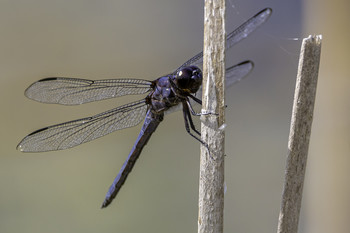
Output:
[147, 76, 179, 113]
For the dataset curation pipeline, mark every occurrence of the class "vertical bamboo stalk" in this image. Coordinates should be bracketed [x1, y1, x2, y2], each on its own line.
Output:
[277, 35, 322, 233]
[198, 0, 226, 233]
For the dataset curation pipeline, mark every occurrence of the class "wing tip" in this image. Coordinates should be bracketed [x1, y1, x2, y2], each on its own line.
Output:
[16, 142, 38, 153]
[259, 8, 273, 18]
[16, 143, 24, 152]
[237, 60, 254, 69]
[261, 7, 273, 14]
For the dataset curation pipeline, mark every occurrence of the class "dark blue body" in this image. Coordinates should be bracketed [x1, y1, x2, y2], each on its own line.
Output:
[16, 8, 272, 208]
[101, 67, 203, 207]
[102, 109, 163, 208]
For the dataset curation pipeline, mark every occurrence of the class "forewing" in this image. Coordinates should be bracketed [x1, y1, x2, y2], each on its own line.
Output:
[175, 8, 272, 71]
[25, 77, 152, 105]
[225, 8, 272, 51]
[17, 100, 148, 152]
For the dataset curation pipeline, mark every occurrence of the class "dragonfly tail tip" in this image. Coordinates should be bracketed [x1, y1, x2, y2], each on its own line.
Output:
[101, 200, 111, 209]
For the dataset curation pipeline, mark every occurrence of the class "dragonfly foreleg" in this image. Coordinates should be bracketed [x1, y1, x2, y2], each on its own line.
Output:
[182, 102, 210, 150]
[182, 101, 216, 160]
[186, 97, 218, 117]
[183, 101, 200, 136]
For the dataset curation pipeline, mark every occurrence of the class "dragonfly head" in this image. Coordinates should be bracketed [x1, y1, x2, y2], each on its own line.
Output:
[175, 66, 202, 94]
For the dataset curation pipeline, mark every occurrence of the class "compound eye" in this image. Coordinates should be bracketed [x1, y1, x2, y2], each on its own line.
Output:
[175, 66, 202, 93]
[192, 69, 202, 79]
[176, 68, 192, 88]
[178, 68, 192, 79]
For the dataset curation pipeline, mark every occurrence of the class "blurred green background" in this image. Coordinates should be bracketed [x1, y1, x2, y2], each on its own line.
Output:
[1, 0, 349, 232]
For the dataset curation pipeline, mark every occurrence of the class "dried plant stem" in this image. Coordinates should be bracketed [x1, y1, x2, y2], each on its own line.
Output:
[277, 35, 322, 233]
[198, 0, 226, 233]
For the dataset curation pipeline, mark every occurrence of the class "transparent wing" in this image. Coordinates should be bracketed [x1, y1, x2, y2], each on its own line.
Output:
[225, 8, 272, 51]
[175, 8, 272, 71]
[25, 77, 152, 105]
[225, 60, 254, 88]
[195, 61, 254, 100]
[17, 100, 148, 152]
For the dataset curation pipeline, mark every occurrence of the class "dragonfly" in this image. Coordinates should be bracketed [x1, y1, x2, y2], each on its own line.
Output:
[17, 8, 272, 208]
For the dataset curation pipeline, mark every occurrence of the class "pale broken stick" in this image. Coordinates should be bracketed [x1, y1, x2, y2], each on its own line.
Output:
[277, 35, 322, 233]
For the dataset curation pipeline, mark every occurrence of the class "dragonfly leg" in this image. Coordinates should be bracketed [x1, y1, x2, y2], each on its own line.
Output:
[186, 97, 218, 117]
[182, 101, 216, 160]
[187, 94, 202, 105]
[182, 102, 211, 151]
[183, 101, 201, 136]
